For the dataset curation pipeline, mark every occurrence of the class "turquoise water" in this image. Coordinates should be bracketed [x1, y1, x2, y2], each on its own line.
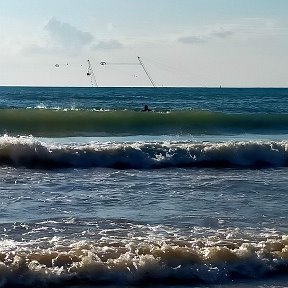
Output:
[1, 87, 288, 287]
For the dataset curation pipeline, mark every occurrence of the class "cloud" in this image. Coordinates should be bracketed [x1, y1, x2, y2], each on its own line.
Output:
[22, 18, 95, 56]
[107, 23, 118, 32]
[209, 28, 235, 39]
[178, 35, 207, 44]
[22, 18, 125, 56]
[45, 17, 94, 49]
[92, 40, 124, 50]
[178, 27, 235, 45]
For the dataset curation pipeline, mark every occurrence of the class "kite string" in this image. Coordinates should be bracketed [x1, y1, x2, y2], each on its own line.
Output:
[101, 62, 140, 66]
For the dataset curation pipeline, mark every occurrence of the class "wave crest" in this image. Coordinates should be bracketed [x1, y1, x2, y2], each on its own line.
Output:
[1, 135, 288, 169]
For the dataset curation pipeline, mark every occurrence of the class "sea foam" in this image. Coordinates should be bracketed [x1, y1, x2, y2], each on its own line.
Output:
[1, 227, 288, 286]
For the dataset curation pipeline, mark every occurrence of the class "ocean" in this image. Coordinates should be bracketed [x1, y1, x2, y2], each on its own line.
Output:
[1, 86, 288, 288]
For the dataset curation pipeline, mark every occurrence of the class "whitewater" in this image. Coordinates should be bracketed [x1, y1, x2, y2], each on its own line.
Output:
[1, 86, 288, 288]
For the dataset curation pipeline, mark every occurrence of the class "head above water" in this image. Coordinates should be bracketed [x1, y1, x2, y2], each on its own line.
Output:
[142, 105, 151, 112]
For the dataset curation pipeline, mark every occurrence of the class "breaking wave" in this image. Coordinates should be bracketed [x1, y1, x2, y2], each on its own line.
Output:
[1, 224, 288, 287]
[1, 135, 288, 169]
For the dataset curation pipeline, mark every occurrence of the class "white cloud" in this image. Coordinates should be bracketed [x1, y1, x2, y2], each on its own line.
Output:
[209, 28, 234, 39]
[178, 27, 235, 45]
[178, 35, 207, 44]
[107, 23, 117, 32]
[21, 18, 126, 56]
[178, 18, 283, 46]
[45, 18, 94, 48]
[92, 40, 124, 50]
[22, 18, 95, 55]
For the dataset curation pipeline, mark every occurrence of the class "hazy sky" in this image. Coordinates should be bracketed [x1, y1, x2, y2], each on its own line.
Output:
[0, 0, 287, 87]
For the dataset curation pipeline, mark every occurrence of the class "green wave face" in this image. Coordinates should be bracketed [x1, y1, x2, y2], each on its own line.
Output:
[1, 109, 288, 137]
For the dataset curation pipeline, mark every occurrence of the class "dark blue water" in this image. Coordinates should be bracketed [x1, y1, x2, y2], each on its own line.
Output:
[1, 86, 288, 113]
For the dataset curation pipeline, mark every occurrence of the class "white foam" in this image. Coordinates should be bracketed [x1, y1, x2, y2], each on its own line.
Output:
[1, 135, 288, 169]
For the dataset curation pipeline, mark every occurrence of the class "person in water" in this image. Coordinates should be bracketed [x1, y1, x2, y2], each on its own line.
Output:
[142, 105, 151, 112]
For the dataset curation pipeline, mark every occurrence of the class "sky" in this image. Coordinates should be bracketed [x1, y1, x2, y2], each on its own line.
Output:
[0, 0, 287, 87]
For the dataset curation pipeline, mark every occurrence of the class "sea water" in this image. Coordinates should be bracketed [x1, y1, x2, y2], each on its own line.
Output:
[1, 87, 288, 287]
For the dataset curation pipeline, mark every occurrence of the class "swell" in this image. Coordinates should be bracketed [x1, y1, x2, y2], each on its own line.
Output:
[1, 135, 288, 169]
[1, 108, 288, 136]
